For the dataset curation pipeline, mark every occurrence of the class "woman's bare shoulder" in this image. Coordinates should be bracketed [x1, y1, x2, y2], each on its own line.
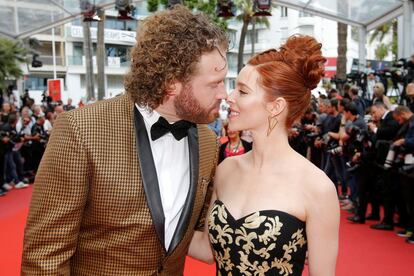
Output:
[214, 154, 247, 189]
[294, 154, 337, 198]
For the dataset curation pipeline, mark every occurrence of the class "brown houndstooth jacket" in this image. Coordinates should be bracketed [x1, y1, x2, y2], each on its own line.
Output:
[21, 93, 218, 275]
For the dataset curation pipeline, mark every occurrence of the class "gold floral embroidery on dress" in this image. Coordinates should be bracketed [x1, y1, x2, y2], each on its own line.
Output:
[271, 229, 307, 276]
[209, 203, 234, 247]
[209, 201, 307, 276]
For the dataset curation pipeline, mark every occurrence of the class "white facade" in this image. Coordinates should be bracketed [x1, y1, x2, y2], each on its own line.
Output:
[224, 6, 363, 92]
[22, 5, 386, 105]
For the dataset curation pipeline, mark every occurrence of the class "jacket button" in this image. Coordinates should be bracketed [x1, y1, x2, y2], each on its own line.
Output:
[157, 265, 163, 274]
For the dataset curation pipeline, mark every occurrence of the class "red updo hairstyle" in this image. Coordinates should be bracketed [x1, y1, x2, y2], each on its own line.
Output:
[248, 35, 326, 128]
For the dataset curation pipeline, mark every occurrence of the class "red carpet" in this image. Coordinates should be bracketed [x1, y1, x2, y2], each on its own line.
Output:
[1, 187, 414, 275]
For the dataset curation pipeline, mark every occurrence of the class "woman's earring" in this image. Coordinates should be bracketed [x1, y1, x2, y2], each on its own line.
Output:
[267, 115, 278, 136]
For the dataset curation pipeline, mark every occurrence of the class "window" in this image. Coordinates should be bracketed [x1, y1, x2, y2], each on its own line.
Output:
[105, 18, 137, 31]
[281, 7, 288, 17]
[24, 77, 47, 91]
[246, 30, 259, 45]
[106, 44, 132, 63]
[107, 75, 124, 89]
[299, 11, 313, 17]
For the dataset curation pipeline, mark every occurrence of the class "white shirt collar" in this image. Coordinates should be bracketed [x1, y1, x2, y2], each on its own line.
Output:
[136, 104, 161, 128]
[382, 110, 390, 120]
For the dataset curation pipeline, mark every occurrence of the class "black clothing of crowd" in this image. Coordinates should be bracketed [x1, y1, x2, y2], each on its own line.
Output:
[289, 83, 414, 244]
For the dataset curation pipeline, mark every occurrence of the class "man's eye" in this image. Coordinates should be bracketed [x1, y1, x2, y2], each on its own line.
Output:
[239, 90, 247, 95]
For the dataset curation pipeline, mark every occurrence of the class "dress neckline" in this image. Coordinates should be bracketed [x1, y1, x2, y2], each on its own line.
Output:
[214, 199, 306, 224]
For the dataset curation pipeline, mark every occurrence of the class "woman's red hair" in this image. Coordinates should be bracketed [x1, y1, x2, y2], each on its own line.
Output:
[248, 35, 326, 128]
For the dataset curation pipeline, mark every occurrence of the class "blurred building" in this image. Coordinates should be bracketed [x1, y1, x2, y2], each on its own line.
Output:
[21, 4, 382, 105]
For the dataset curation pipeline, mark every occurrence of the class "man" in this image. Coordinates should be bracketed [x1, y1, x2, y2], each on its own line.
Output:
[406, 82, 414, 112]
[392, 105, 414, 243]
[325, 99, 347, 194]
[22, 6, 228, 275]
[348, 86, 366, 116]
[348, 102, 399, 224]
[63, 98, 76, 111]
[392, 106, 414, 151]
[339, 102, 367, 211]
[1, 114, 28, 190]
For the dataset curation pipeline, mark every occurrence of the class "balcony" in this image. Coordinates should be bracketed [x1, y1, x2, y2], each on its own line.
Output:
[37, 55, 65, 66]
[67, 56, 131, 68]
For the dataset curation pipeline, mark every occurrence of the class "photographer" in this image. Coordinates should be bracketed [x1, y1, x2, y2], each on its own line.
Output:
[390, 106, 414, 241]
[348, 86, 366, 116]
[289, 108, 317, 158]
[325, 98, 347, 195]
[406, 82, 414, 112]
[348, 102, 400, 224]
[30, 114, 49, 173]
[1, 114, 29, 190]
[369, 106, 413, 231]
[392, 106, 414, 151]
[340, 102, 367, 211]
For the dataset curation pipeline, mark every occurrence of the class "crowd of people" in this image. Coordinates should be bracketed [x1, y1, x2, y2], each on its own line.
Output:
[212, 80, 414, 245]
[0, 88, 77, 196]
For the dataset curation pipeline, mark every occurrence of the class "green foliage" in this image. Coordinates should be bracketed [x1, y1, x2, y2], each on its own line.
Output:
[146, 0, 228, 30]
[147, 0, 271, 72]
[369, 19, 398, 61]
[0, 38, 27, 89]
[375, 43, 389, 60]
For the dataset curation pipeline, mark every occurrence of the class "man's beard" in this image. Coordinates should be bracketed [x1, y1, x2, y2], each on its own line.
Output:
[174, 84, 219, 124]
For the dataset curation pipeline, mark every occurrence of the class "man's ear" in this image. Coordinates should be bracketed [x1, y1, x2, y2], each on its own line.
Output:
[266, 97, 287, 117]
[166, 81, 183, 97]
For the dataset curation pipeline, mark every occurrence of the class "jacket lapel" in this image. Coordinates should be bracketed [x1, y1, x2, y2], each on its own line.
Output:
[133, 107, 166, 250]
[167, 126, 199, 254]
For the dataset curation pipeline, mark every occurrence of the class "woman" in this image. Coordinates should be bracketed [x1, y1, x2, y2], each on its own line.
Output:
[372, 82, 392, 110]
[219, 125, 252, 163]
[189, 35, 339, 275]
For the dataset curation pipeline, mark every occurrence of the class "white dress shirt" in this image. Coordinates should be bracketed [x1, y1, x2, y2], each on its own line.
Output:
[136, 105, 190, 250]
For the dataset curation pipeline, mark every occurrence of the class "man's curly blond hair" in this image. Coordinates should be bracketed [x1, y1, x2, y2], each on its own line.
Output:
[124, 5, 228, 110]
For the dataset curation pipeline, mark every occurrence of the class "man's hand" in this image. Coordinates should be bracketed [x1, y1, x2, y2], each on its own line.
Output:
[305, 124, 317, 132]
[367, 122, 377, 133]
[393, 138, 405, 147]
[314, 138, 322, 148]
[352, 152, 361, 163]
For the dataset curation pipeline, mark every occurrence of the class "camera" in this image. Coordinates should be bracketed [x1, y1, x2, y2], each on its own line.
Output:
[383, 144, 411, 170]
[327, 145, 343, 155]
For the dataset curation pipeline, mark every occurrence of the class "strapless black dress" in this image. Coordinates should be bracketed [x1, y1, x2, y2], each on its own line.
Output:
[208, 200, 307, 276]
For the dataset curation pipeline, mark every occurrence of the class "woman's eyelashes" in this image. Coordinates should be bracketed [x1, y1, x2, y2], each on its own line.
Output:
[239, 89, 248, 95]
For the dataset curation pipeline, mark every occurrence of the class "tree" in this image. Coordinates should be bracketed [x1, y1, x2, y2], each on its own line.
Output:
[375, 43, 389, 60]
[82, 20, 95, 101]
[336, 22, 347, 92]
[369, 19, 398, 61]
[96, 8, 106, 101]
[0, 38, 27, 90]
[146, 0, 270, 73]
[147, 0, 227, 29]
[234, 0, 269, 72]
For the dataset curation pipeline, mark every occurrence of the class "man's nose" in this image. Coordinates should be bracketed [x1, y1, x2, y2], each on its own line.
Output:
[217, 86, 228, 100]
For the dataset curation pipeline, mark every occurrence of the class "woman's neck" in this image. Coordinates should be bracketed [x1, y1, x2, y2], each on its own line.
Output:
[229, 136, 240, 144]
[249, 127, 293, 171]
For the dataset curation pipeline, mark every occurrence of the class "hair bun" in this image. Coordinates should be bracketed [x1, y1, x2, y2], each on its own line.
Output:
[280, 35, 326, 90]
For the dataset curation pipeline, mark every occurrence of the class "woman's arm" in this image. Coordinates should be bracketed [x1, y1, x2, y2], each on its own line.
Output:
[306, 173, 340, 276]
[188, 188, 217, 264]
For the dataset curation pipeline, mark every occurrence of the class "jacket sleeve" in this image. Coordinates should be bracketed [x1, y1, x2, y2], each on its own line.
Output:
[404, 123, 414, 150]
[21, 112, 89, 275]
[194, 140, 219, 231]
[377, 116, 400, 141]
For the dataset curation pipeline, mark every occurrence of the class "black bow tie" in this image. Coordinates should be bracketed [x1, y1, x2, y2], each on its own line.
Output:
[150, 116, 194, 141]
